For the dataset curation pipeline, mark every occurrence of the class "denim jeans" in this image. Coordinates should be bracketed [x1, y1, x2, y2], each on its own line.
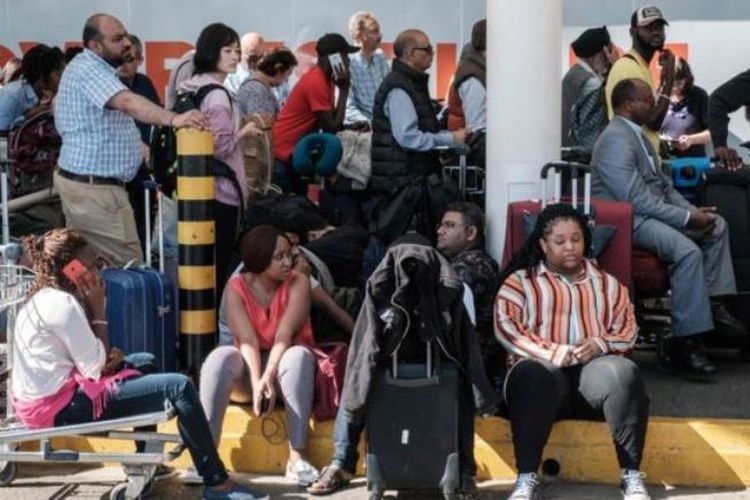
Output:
[54, 353, 228, 487]
[331, 406, 365, 473]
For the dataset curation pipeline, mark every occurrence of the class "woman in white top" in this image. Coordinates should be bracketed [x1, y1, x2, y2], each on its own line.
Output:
[13, 228, 267, 500]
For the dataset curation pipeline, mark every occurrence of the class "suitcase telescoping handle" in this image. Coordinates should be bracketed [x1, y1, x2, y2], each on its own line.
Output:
[540, 161, 591, 215]
[143, 179, 165, 273]
[391, 340, 433, 379]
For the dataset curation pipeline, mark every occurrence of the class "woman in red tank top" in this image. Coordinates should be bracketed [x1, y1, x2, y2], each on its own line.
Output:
[200, 225, 320, 486]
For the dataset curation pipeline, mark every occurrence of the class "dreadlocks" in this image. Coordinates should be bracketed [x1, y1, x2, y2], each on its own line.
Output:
[498, 204, 592, 286]
[22, 228, 88, 297]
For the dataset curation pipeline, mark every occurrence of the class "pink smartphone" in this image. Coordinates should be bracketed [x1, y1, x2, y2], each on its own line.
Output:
[62, 259, 87, 285]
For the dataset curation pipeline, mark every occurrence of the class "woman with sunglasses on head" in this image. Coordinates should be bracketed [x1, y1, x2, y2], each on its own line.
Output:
[495, 205, 649, 500]
[12, 228, 268, 500]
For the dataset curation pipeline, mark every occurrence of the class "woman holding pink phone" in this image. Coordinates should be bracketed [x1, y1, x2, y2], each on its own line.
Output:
[12, 228, 269, 500]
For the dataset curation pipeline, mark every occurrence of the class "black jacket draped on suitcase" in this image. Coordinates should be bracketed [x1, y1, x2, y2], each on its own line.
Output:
[340, 243, 498, 415]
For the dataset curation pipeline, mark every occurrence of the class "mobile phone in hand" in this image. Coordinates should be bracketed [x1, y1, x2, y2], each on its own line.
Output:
[62, 259, 88, 286]
[328, 53, 346, 80]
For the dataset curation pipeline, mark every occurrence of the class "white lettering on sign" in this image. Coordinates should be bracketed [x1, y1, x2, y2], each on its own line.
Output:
[401, 429, 409, 445]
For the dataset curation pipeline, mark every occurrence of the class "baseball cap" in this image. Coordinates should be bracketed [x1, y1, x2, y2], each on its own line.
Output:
[631, 5, 669, 27]
[316, 33, 360, 57]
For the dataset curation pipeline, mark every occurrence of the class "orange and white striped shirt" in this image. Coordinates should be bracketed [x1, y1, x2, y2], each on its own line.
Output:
[495, 260, 637, 367]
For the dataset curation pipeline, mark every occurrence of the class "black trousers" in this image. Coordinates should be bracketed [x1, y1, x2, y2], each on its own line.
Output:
[504, 355, 649, 473]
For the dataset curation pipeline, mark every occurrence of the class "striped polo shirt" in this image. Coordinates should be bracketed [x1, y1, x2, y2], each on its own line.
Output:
[495, 259, 637, 367]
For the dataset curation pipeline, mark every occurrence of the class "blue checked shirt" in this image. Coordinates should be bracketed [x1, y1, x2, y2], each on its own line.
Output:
[55, 49, 142, 182]
[345, 51, 390, 124]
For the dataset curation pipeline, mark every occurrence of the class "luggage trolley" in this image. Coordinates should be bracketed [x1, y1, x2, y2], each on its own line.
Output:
[439, 143, 485, 200]
[0, 157, 184, 500]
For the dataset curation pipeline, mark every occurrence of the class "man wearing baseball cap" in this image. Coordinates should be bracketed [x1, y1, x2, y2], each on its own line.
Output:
[604, 5, 676, 155]
[562, 26, 616, 151]
[272, 33, 359, 193]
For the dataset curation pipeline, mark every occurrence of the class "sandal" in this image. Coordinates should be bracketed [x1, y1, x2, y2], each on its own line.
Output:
[306, 465, 353, 495]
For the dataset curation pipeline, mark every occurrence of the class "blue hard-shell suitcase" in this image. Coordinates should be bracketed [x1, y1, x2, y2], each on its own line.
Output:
[102, 183, 177, 371]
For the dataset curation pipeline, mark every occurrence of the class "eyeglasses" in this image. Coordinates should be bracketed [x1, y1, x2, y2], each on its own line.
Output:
[412, 45, 434, 55]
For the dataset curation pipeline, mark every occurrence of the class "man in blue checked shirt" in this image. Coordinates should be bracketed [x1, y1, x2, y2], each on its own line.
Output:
[344, 12, 390, 130]
[54, 13, 207, 266]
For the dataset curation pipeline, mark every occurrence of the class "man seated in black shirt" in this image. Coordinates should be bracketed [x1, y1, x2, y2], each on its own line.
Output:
[436, 201, 504, 388]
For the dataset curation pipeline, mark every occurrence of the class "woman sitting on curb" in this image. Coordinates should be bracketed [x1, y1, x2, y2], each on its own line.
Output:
[199, 225, 320, 486]
[11, 228, 267, 500]
[495, 204, 650, 500]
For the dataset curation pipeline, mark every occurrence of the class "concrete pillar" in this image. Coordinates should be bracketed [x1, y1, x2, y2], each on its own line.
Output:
[485, 0, 562, 259]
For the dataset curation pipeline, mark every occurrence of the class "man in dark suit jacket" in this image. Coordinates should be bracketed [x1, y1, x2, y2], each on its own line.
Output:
[591, 77, 745, 379]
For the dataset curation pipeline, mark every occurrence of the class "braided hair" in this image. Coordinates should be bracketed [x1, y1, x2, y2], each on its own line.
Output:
[498, 204, 592, 286]
[22, 228, 88, 297]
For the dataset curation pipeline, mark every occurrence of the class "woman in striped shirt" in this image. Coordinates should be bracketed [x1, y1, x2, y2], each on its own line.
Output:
[495, 204, 650, 500]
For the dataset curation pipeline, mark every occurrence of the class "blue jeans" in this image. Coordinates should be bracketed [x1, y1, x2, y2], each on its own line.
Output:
[54, 353, 228, 487]
[331, 406, 365, 473]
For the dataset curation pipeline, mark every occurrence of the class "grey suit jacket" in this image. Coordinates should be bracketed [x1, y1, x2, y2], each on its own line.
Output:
[591, 115, 694, 229]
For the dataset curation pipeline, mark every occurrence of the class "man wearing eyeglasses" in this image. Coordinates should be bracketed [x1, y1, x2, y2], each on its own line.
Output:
[366, 29, 469, 244]
[437, 202, 502, 388]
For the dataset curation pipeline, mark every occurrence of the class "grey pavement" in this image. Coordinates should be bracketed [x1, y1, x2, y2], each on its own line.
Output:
[0, 465, 748, 500]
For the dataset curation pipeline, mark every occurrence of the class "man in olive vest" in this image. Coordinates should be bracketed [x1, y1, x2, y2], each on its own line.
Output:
[365, 29, 468, 244]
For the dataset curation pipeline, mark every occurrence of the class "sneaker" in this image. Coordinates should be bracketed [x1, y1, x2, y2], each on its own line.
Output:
[621, 470, 650, 500]
[203, 482, 269, 500]
[181, 467, 204, 485]
[285, 458, 319, 487]
[507, 472, 541, 500]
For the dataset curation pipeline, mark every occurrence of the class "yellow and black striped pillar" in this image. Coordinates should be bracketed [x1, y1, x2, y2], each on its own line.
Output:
[177, 128, 216, 381]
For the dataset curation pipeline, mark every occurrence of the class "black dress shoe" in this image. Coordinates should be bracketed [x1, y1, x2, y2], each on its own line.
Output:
[711, 302, 748, 338]
[681, 336, 718, 379]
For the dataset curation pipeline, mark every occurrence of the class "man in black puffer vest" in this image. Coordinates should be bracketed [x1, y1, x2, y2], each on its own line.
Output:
[364, 29, 468, 245]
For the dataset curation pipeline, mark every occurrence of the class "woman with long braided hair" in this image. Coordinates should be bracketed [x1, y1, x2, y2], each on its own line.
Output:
[12, 228, 269, 500]
[494, 205, 650, 500]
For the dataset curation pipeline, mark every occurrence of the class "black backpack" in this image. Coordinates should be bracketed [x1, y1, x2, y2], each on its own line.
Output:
[150, 84, 244, 219]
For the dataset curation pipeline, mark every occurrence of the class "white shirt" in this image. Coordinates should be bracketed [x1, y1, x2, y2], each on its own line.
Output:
[12, 288, 106, 401]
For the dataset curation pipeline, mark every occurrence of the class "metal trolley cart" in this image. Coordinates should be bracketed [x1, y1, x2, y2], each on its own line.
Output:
[0, 148, 184, 500]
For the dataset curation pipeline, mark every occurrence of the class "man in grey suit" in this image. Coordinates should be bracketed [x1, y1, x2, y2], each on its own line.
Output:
[591, 78, 745, 378]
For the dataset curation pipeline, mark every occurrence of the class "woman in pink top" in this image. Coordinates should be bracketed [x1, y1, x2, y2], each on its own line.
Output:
[199, 225, 319, 486]
[178, 23, 261, 299]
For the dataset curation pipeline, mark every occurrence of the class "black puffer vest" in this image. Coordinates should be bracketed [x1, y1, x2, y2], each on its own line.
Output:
[370, 59, 439, 192]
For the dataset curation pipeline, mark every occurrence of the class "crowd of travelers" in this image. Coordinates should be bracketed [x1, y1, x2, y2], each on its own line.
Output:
[2, 4, 750, 500]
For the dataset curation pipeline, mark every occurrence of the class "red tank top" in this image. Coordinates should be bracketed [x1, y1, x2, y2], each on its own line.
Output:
[228, 273, 314, 350]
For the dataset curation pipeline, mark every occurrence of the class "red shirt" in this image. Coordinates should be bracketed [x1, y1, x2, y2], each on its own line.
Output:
[273, 66, 334, 163]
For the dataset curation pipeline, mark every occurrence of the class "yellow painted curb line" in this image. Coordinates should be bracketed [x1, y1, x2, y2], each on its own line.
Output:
[49, 408, 750, 488]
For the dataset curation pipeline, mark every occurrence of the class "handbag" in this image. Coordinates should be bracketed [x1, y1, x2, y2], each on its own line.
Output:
[310, 342, 348, 421]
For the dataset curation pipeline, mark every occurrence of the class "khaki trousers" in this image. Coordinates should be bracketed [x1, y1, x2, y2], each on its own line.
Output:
[54, 170, 143, 266]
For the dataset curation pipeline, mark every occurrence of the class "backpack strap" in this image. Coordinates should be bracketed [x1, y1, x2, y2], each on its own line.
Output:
[194, 84, 233, 112]
[213, 158, 245, 230]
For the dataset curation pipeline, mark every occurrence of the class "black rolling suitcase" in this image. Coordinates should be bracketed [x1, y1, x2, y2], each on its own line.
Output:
[366, 342, 461, 500]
